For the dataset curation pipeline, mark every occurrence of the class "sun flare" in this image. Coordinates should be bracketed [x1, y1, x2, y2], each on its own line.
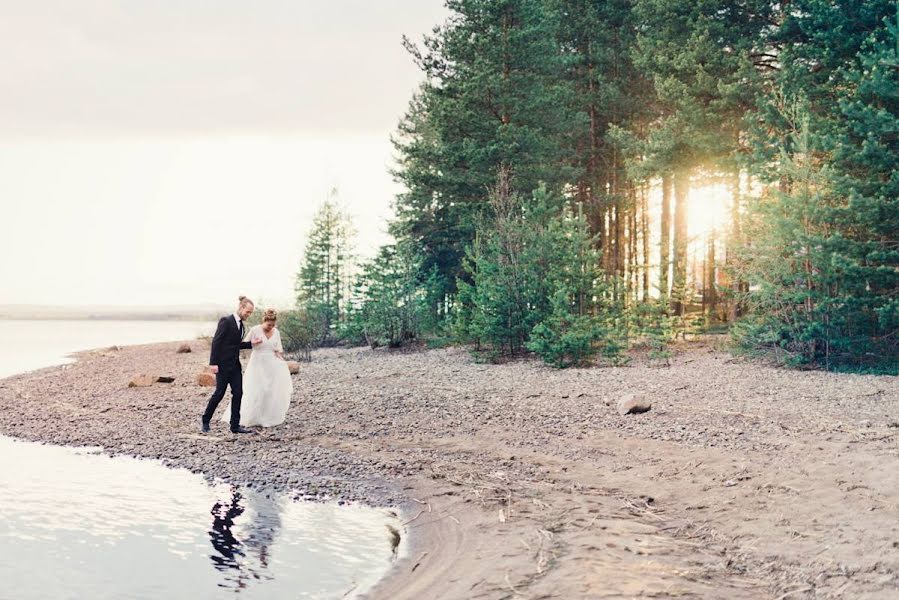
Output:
[686, 182, 731, 241]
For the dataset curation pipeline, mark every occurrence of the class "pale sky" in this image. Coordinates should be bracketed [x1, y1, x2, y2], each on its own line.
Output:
[0, 1, 447, 308]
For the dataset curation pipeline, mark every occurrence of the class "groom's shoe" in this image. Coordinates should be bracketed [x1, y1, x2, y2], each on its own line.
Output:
[231, 426, 255, 434]
[201, 419, 210, 433]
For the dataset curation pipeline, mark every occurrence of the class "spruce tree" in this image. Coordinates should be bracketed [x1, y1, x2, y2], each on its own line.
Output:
[392, 0, 580, 312]
[295, 191, 356, 344]
[735, 14, 899, 369]
[351, 242, 428, 349]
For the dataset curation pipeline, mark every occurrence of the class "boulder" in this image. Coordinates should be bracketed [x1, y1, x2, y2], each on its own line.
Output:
[286, 361, 300, 375]
[128, 374, 157, 388]
[176, 344, 192, 354]
[617, 393, 651, 416]
[197, 372, 216, 387]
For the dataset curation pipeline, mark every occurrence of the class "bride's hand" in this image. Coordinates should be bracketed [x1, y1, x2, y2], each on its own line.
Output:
[251, 337, 263, 345]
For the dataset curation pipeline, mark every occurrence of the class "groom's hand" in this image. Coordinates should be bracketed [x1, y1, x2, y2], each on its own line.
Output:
[209, 365, 219, 374]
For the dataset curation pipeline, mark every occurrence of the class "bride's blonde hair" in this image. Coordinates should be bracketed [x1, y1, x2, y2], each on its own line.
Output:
[262, 308, 277, 323]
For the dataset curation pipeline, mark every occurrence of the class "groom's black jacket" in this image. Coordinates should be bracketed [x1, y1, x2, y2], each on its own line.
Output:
[209, 316, 252, 372]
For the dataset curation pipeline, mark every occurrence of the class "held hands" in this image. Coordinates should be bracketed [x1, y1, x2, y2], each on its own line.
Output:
[251, 336, 264, 345]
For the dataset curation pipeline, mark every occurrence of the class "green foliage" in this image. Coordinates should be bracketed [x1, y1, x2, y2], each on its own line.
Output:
[295, 191, 356, 345]
[245, 306, 319, 361]
[628, 299, 676, 364]
[352, 243, 428, 349]
[734, 86, 899, 370]
[453, 176, 556, 356]
[369, 0, 899, 374]
[729, 2, 899, 372]
[392, 0, 582, 308]
[527, 290, 604, 368]
[276, 310, 320, 361]
[629, 0, 771, 175]
[457, 170, 623, 366]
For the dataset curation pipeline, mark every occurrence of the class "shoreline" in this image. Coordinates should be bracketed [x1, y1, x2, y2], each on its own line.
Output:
[1, 339, 897, 598]
[0, 341, 403, 505]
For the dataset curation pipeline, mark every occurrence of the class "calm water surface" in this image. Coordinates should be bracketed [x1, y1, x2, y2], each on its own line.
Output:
[0, 320, 402, 599]
[0, 319, 215, 378]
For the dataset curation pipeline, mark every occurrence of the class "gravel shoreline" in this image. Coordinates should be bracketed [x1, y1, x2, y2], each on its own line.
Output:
[0, 342, 402, 505]
[1, 339, 898, 599]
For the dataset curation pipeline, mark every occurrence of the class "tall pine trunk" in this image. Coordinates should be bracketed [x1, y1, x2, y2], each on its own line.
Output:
[629, 184, 638, 305]
[672, 170, 690, 316]
[602, 198, 612, 279]
[615, 193, 626, 300]
[659, 173, 672, 304]
[726, 169, 744, 322]
[705, 233, 717, 320]
[641, 183, 650, 303]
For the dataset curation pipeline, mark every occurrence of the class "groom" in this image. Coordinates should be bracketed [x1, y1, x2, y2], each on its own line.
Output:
[202, 296, 256, 434]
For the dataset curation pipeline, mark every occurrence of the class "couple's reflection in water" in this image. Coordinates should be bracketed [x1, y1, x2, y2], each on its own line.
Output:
[209, 486, 282, 591]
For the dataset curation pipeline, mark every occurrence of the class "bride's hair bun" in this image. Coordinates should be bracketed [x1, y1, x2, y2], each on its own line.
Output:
[262, 308, 277, 323]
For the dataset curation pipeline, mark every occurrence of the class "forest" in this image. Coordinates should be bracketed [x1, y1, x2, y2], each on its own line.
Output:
[290, 0, 898, 373]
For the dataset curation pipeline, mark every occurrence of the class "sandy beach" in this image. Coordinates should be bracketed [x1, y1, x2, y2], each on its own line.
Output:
[1, 339, 897, 599]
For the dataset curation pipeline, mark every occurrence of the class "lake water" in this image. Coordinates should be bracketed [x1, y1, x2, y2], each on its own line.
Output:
[0, 319, 216, 378]
[0, 320, 402, 599]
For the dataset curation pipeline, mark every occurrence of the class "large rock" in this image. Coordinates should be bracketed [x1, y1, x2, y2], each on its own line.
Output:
[176, 344, 192, 354]
[286, 361, 300, 375]
[197, 372, 216, 387]
[128, 374, 158, 388]
[617, 393, 651, 416]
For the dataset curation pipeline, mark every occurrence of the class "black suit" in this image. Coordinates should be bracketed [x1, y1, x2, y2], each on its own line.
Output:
[202, 315, 253, 430]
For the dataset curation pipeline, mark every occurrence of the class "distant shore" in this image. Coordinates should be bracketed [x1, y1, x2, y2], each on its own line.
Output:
[0, 314, 219, 322]
[0, 315, 222, 323]
[0, 340, 897, 599]
[0, 304, 228, 322]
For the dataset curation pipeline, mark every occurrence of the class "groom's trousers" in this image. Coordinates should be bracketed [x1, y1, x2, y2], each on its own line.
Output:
[202, 363, 243, 431]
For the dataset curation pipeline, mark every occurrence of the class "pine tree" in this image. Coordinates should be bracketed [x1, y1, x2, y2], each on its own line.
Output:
[630, 0, 773, 315]
[455, 169, 560, 356]
[558, 0, 652, 289]
[456, 169, 621, 364]
[295, 191, 356, 344]
[735, 0, 898, 370]
[825, 4, 899, 365]
[352, 242, 428, 348]
[392, 0, 580, 314]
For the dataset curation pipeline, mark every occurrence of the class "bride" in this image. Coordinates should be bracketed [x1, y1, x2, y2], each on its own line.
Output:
[222, 308, 293, 428]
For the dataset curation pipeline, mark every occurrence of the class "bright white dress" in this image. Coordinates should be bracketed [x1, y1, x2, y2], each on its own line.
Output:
[221, 325, 293, 427]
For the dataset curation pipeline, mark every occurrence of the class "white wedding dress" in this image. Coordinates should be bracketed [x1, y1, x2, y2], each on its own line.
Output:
[221, 325, 293, 427]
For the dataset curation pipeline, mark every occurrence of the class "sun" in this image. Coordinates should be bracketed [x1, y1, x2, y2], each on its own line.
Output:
[686, 182, 731, 241]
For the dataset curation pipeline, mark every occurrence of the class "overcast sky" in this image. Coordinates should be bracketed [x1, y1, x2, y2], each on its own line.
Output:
[0, 1, 447, 307]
